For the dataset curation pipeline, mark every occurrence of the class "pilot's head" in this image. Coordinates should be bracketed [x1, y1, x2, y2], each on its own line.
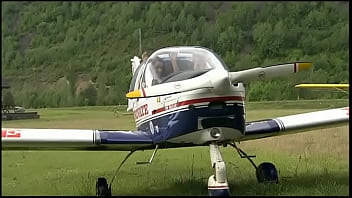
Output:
[192, 55, 207, 70]
[142, 51, 149, 62]
[151, 56, 164, 77]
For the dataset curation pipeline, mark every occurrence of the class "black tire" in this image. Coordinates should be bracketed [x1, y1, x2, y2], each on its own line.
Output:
[96, 177, 111, 197]
[256, 162, 279, 183]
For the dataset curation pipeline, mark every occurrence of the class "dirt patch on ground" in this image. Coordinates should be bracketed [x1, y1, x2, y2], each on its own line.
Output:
[53, 76, 69, 88]
[74, 73, 92, 96]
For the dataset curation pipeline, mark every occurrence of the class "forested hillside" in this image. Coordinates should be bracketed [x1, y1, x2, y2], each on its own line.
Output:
[1, 2, 349, 108]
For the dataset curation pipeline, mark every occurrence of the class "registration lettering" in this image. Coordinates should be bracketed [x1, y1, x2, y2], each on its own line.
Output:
[2, 129, 21, 138]
[165, 103, 178, 110]
[343, 107, 349, 116]
[134, 104, 149, 119]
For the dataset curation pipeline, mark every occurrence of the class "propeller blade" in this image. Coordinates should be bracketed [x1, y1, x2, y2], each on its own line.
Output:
[126, 69, 230, 99]
[126, 62, 312, 99]
[229, 62, 312, 84]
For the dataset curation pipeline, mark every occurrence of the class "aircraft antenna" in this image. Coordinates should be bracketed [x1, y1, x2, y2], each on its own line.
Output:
[139, 28, 142, 56]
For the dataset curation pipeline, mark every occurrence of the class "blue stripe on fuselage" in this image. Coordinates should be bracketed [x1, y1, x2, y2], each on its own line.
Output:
[138, 104, 245, 143]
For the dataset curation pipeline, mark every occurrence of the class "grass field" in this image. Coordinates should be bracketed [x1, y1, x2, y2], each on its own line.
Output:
[1, 100, 349, 196]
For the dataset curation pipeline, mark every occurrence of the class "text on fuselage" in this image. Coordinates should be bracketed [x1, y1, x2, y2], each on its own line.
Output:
[134, 104, 149, 119]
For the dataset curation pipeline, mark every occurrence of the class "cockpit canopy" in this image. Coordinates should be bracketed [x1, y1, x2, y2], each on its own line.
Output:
[129, 47, 228, 91]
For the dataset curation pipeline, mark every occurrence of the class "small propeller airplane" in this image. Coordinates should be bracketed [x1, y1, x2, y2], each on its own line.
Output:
[2, 46, 349, 196]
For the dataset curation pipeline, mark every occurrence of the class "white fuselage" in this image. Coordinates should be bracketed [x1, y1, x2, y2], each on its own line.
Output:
[130, 83, 246, 145]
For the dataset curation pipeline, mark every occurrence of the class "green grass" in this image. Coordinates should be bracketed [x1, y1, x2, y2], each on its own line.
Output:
[1, 100, 349, 196]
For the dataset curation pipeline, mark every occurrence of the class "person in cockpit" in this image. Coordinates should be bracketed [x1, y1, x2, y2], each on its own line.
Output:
[151, 54, 179, 85]
[171, 51, 210, 72]
[170, 51, 180, 72]
[192, 53, 209, 70]
[170, 51, 194, 72]
[151, 57, 166, 85]
[142, 51, 149, 63]
[150, 52, 210, 86]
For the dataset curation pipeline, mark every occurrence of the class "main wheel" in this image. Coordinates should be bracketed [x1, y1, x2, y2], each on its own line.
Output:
[256, 162, 278, 183]
[96, 177, 111, 197]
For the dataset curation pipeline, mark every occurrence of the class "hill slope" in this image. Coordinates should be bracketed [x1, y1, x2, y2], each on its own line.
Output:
[1, 2, 349, 108]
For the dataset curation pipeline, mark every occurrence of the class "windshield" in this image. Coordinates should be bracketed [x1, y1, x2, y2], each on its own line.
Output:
[144, 47, 227, 86]
[128, 63, 143, 92]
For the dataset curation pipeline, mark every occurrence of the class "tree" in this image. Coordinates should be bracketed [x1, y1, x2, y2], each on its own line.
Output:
[2, 90, 16, 107]
[253, 22, 273, 58]
[96, 72, 108, 106]
[1, 1, 349, 105]
[80, 84, 97, 106]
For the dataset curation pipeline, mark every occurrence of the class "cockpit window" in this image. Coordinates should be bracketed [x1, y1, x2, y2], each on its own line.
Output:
[144, 47, 226, 87]
[129, 63, 144, 91]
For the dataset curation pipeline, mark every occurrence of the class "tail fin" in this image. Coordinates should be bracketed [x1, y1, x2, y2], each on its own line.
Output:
[127, 56, 141, 112]
[130, 56, 141, 74]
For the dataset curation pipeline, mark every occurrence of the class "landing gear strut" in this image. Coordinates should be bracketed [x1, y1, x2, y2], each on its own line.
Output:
[229, 143, 278, 183]
[96, 145, 159, 197]
[95, 149, 137, 197]
[208, 143, 231, 196]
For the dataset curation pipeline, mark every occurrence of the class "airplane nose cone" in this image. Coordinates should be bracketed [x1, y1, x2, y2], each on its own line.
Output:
[207, 69, 231, 95]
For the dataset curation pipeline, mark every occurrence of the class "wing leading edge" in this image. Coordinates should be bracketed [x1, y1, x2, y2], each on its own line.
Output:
[2, 129, 153, 151]
[241, 107, 349, 141]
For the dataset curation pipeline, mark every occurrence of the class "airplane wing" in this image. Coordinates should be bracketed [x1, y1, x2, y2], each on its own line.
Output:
[240, 107, 349, 141]
[2, 129, 153, 150]
[295, 84, 349, 93]
[3, 107, 348, 149]
[295, 84, 349, 89]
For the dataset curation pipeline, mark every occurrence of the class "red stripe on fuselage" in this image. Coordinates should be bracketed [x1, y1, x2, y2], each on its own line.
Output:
[141, 88, 146, 97]
[152, 96, 244, 115]
[178, 96, 244, 106]
[153, 107, 166, 114]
